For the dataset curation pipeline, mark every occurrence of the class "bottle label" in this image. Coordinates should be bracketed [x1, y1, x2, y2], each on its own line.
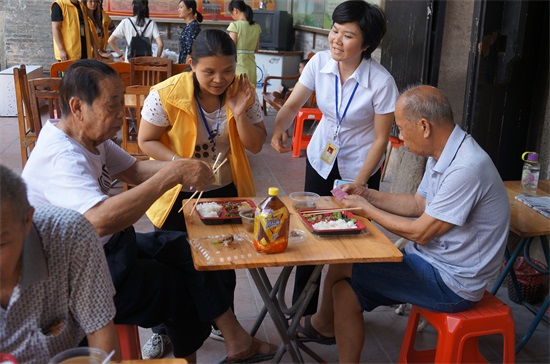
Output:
[259, 207, 288, 242]
[521, 169, 540, 189]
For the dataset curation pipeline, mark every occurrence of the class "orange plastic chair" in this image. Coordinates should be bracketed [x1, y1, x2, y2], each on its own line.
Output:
[398, 291, 515, 363]
[115, 324, 141, 359]
[291, 108, 322, 158]
[49, 60, 76, 77]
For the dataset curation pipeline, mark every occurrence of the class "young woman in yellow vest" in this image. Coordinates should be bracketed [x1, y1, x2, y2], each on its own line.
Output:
[138, 29, 268, 358]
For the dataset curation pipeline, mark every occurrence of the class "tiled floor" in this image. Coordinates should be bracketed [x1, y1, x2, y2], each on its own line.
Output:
[2, 111, 548, 363]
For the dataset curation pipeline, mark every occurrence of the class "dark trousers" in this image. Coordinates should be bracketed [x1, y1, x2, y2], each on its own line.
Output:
[104, 227, 211, 357]
[152, 184, 238, 335]
[293, 157, 381, 315]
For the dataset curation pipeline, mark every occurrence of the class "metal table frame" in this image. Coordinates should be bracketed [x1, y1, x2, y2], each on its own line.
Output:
[248, 265, 326, 363]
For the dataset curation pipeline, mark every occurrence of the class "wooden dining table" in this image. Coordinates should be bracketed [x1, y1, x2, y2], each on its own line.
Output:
[491, 180, 549, 353]
[183, 195, 403, 363]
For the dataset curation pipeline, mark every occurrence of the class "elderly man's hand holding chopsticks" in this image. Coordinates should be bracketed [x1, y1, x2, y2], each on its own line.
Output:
[166, 158, 215, 192]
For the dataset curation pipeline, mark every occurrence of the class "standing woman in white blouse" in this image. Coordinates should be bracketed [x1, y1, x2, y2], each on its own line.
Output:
[271, 0, 399, 316]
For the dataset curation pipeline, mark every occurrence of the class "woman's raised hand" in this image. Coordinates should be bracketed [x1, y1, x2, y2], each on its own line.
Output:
[227, 73, 254, 117]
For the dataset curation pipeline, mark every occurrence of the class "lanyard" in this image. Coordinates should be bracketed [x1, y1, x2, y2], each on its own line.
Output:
[334, 75, 359, 140]
[196, 97, 222, 151]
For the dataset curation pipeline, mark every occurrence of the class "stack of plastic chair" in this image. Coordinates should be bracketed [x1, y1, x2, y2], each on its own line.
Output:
[292, 108, 322, 158]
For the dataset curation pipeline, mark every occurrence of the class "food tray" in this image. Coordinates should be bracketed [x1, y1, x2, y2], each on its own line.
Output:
[298, 210, 366, 235]
[195, 199, 256, 225]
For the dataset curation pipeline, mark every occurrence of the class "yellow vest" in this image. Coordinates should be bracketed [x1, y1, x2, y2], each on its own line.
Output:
[100, 10, 112, 52]
[51, 0, 92, 60]
[145, 72, 256, 228]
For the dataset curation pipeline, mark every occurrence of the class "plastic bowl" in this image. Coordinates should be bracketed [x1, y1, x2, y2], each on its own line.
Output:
[289, 191, 320, 210]
[239, 208, 255, 233]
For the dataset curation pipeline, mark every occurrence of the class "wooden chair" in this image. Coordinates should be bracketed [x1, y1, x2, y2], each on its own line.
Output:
[13, 65, 36, 167]
[130, 56, 172, 86]
[107, 61, 132, 88]
[262, 73, 300, 116]
[50, 60, 76, 77]
[172, 63, 190, 75]
[27, 77, 62, 136]
[122, 85, 150, 190]
[261, 52, 316, 115]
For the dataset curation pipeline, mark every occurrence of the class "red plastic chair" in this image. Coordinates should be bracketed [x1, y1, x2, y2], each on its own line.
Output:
[291, 108, 323, 158]
[398, 291, 515, 363]
[115, 324, 142, 359]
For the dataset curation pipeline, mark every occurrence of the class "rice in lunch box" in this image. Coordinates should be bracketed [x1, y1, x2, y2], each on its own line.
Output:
[313, 219, 357, 230]
[196, 202, 223, 217]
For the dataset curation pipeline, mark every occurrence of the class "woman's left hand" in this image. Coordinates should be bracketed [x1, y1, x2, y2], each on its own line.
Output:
[227, 73, 253, 117]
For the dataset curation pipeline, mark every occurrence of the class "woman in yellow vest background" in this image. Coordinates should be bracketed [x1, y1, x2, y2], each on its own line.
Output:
[51, 0, 93, 61]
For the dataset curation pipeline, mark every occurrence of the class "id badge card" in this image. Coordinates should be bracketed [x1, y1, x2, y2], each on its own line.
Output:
[321, 140, 340, 166]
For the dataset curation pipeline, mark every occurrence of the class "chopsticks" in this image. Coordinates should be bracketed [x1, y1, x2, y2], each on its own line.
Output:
[301, 207, 363, 216]
[178, 153, 226, 215]
[213, 158, 228, 173]
[190, 191, 204, 217]
[178, 190, 199, 213]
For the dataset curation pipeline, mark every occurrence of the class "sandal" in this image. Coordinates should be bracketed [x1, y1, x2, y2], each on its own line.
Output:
[223, 338, 278, 363]
[296, 315, 336, 345]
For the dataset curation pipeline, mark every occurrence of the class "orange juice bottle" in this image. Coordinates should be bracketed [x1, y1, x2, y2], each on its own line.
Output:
[253, 187, 289, 253]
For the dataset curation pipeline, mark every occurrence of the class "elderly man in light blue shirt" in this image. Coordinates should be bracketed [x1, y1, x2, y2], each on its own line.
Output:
[292, 85, 510, 363]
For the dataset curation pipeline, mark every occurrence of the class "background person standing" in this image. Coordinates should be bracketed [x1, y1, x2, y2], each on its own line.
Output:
[177, 0, 203, 65]
[108, 0, 163, 60]
[227, 0, 261, 86]
[51, 0, 92, 61]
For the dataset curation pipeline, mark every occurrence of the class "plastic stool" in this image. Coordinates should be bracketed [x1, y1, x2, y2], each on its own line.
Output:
[116, 324, 142, 359]
[292, 108, 322, 158]
[398, 291, 515, 363]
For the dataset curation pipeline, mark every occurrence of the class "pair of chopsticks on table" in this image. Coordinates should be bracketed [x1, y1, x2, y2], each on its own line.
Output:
[301, 207, 363, 216]
[177, 153, 228, 215]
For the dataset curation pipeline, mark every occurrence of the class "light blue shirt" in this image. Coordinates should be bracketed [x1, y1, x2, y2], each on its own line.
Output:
[405, 125, 510, 301]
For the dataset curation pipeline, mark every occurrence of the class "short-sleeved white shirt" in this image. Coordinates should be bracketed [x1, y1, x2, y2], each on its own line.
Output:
[405, 125, 510, 301]
[0, 205, 116, 363]
[22, 121, 136, 244]
[141, 89, 263, 191]
[300, 50, 399, 180]
[111, 17, 161, 58]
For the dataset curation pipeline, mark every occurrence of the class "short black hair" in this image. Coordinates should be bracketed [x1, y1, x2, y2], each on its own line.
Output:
[332, 1, 387, 60]
[59, 59, 118, 116]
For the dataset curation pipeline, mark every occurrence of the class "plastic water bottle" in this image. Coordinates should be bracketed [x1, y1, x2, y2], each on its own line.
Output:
[520, 151, 540, 196]
[259, 0, 267, 10]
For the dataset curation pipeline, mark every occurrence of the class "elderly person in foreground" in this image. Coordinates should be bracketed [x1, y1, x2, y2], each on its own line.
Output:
[0, 165, 120, 362]
[293, 85, 510, 362]
[21, 60, 276, 363]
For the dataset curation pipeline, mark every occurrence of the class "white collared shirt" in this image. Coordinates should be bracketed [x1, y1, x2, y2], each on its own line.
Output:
[299, 50, 398, 180]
